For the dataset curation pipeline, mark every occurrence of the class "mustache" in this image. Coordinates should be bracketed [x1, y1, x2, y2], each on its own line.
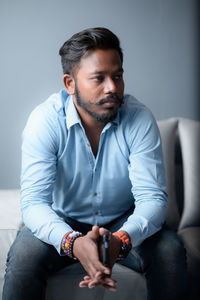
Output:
[97, 94, 124, 105]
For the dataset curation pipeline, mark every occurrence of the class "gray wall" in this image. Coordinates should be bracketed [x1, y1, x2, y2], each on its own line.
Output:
[0, 0, 199, 188]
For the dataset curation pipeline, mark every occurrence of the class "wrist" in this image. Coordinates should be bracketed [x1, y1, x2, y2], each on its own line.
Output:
[113, 230, 131, 243]
[112, 231, 132, 259]
[61, 231, 83, 259]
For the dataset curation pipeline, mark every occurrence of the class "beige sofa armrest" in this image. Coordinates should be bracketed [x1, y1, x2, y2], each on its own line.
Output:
[0, 189, 22, 230]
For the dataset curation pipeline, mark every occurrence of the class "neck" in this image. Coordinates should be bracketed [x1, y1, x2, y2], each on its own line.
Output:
[81, 117, 105, 135]
[73, 98, 106, 133]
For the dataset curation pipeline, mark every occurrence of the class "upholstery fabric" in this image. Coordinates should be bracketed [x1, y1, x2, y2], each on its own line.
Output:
[178, 119, 200, 230]
[46, 264, 146, 300]
[179, 227, 200, 263]
[0, 189, 22, 229]
[157, 118, 180, 229]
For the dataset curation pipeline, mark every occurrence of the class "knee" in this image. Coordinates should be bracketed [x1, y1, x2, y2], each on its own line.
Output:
[154, 229, 186, 264]
[6, 228, 50, 272]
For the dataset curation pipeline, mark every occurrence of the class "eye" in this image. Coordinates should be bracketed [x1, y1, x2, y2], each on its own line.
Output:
[92, 76, 104, 82]
[113, 74, 123, 81]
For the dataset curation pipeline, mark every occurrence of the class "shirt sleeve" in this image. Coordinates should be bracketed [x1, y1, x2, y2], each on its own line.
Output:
[120, 108, 168, 246]
[20, 105, 72, 254]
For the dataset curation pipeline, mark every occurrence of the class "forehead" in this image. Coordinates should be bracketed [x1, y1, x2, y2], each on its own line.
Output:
[77, 49, 122, 74]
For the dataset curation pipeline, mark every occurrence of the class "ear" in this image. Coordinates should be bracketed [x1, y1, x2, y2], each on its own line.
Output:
[62, 74, 75, 95]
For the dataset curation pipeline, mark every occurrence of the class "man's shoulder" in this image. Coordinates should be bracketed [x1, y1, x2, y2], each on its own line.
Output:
[24, 89, 70, 135]
[36, 89, 69, 117]
[118, 95, 159, 147]
[120, 94, 153, 121]
[123, 94, 144, 105]
[26, 89, 69, 126]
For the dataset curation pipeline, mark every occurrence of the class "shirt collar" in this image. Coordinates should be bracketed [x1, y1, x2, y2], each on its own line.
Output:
[65, 95, 82, 130]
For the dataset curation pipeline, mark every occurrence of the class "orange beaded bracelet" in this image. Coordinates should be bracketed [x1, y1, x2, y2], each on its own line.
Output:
[113, 231, 131, 245]
[113, 231, 132, 259]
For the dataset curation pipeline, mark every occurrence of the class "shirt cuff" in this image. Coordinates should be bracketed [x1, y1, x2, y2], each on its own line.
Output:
[48, 223, 73, 255]
[119, 217, 162, 247]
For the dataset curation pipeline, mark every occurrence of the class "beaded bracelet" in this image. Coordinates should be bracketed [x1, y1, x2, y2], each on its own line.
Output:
[113, 231, 132, 260]
[61, 231, 83, 259]
[113, 231, 131, 245]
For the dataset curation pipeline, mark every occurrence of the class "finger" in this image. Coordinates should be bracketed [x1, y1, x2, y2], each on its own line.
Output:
[88, 258, 111, 277]
[79, 276, 93, 288]
[91, 273, 116, 288]
[88, 278, 100, 289]
[99, 227, 110, 236]
[81, 257, 110, 282]
[80, 276, 117, 291]
[80, 277, 100, 289]
[91, 225, 100, 240]
[102, 277, 117, 286]
[90, 270, 109, 281]
[92, 225, 100, 234]
[92, 278, 117, 291]
[81, 273, 110, 285]
[85, 226, 99, 243]
[79, 280, 90, 288]
[80, 280, 117, 291]
[81, 273, 114, 287]
[101, 283, 117, 292]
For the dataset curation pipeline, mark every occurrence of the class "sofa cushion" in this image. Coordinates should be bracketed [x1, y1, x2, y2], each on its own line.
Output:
[178, 227, 200, 262]
[0, 190, 23, 296]
[178, 118, 200, 230]
[46, 263, 146, 300]
[0, 190, 23, 230]
[157, 118, 180, 229]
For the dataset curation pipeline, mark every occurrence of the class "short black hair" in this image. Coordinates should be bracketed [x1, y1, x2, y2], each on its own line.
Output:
[59, 27, 123, 75]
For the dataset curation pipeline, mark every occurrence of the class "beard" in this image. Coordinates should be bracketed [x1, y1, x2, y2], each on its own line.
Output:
[74, 83, 124, 123]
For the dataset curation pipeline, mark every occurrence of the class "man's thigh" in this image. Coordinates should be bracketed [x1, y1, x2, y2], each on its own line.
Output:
[6, 227, 76, 274]
[118, 226, 186, 274]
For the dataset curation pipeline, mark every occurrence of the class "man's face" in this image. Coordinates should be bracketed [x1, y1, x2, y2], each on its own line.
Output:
[73, 49, 124, 123]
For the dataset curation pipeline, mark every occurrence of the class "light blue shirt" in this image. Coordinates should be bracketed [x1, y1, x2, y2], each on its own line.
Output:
[21, 89, 168, 254]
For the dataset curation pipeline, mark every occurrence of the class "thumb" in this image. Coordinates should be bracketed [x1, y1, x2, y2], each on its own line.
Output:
[92, 225, 100, 239]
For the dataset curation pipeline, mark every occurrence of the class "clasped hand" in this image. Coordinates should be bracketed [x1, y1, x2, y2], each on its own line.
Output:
[73, 226, 122, 291]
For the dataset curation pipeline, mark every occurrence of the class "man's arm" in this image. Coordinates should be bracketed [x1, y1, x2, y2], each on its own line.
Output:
[119, 108, 168, 245]
[21, 104, 72, 253]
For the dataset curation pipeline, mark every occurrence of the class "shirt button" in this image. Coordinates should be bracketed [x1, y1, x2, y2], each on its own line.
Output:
[94, 192, 97, 196]
[87, 143, 90, 147]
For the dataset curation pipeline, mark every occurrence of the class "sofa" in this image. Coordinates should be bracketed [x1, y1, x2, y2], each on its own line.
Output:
[0, 117, 199, 300]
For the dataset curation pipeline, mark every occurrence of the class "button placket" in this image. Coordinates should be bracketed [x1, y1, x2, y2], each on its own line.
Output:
[91, 131, 108, 222]
[82, 126, 110, 224]
[92, 157, 103, 224]
[79, 124, 95, 168]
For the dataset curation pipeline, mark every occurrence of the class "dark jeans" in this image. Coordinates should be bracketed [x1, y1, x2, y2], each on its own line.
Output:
[3, 211, 188, 300]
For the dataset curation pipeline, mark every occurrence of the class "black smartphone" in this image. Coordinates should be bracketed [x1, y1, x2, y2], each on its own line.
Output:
[102, 234, 109, 266]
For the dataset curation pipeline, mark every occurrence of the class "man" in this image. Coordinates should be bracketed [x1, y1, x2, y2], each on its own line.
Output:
[3, 27, 187, 299]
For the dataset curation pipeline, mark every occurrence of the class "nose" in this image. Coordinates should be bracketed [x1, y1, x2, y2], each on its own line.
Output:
[104, 78, 117, 94]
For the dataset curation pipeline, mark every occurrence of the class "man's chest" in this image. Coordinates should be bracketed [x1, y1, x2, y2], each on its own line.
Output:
[57, 125, 131, 185]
